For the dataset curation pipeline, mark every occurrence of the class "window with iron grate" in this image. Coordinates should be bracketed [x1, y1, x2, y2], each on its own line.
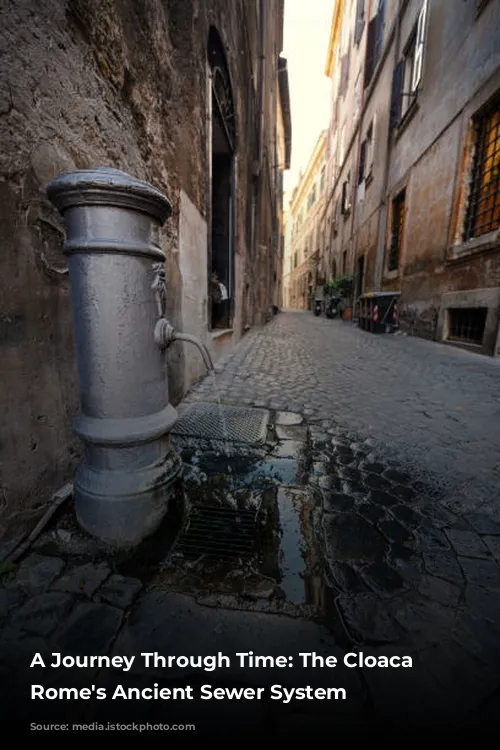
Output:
[463, 95, 500, 241]
[447, 307, 487, 346]
[387, 189, 406, 272]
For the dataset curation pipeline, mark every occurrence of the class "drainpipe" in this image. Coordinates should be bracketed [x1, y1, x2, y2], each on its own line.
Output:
[46, 167, 210, 549]
[251, 0, 266, 324]
[374, 0, 402, 289]
[349, 0, 372, 292]
[257, 0, 266, 170]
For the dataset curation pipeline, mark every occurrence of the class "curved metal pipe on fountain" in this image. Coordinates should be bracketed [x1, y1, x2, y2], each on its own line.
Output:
[153, 318, 214, 373]
[173, 332, 214, 373]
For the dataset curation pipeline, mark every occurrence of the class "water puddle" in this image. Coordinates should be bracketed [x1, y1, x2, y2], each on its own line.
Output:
[276, 487, 315, 603]
[33, 407, 343, 636]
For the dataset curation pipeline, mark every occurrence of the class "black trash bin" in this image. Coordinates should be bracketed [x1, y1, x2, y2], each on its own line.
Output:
[357, 292, 400, 334]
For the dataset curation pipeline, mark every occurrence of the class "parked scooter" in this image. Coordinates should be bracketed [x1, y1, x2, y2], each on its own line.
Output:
[325, 296, 340, 319]
[313, 299, 323, 316]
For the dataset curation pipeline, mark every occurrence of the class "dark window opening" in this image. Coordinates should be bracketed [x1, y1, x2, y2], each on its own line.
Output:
[358, 140, 367, 184]
[342, 250, 347, 274]
[354, 0, 365, 45]
[341, 172, 351, 215]
[447, 307, 487, 346]
[356, 254, 365, 298]
[388, 189, 406, 272]
[320, 166, 326, 192]
[364, 0, 385, 88]
[390, 60, 405, 129]
[340, 51, 350, 98]
[463, 96, 500, 240]
[294, 251, 298, 268]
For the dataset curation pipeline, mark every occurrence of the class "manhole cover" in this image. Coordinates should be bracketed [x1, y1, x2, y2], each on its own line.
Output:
[172, 403, 269, 444]
[176, 506, 257, 559]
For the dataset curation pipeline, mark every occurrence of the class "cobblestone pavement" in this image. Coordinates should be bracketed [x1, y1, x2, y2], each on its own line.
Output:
[191, 311, 500, 512]
[2, 311, 500, 735]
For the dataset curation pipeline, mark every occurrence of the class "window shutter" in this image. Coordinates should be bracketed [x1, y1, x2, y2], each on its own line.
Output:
[390, 60, 404, 128]
[340, 50, 350, 97]
[412, 0, 428, 91]
[364, 17, 377, 88]
[354, 0, 365, 45]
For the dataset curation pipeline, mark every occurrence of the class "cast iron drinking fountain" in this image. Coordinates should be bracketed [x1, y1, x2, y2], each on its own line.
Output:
[46, 167, 214, 549]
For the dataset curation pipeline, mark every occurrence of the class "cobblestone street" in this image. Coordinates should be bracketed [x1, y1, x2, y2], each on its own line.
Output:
[194, 311, 500, 511]
[2, 311, 500, 735]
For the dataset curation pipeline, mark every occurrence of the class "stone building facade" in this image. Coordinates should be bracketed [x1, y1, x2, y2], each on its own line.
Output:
[274, 56, 292, 310]
[322, 0, 500, 351]
[0, 0, 290, 540]
[282, 196, 293, 307]
[286, 131, 327, 309]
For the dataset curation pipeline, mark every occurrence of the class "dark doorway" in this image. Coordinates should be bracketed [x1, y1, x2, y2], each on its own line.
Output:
[208, 28, 235, 331]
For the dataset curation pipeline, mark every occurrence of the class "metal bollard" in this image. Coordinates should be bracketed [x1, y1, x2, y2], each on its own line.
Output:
[47, 167, 183, 548]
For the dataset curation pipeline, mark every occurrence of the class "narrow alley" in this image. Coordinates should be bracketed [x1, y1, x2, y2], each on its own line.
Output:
[199, 310, 500, 507]
[2, 311, 500, 735]
[1, 0, 500, 739]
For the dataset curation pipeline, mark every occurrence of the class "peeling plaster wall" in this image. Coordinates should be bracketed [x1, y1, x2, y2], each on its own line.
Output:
[0, 0, 282, 539]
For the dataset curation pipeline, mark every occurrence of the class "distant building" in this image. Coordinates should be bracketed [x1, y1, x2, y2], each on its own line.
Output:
[276, 56, 292, 309]
[287, 131, 328, 309]
[323, 0, 500, 353]
[282, 194, 293, 307]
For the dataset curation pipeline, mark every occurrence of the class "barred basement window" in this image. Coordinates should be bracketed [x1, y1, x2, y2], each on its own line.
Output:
[463, 96, 500, 240]
[447, 307, 487, 346]
[387, 189, 406, 271]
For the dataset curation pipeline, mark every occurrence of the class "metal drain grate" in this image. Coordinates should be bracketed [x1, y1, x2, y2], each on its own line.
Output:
[176, 506, 257, 559]
[172, 403, 269, 445]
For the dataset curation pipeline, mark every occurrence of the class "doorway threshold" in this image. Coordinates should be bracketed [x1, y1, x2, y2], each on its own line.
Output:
[211, 328, 234, 340]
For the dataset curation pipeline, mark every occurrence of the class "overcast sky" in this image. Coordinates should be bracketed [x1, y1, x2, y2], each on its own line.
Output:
[282, 0, 333, 199]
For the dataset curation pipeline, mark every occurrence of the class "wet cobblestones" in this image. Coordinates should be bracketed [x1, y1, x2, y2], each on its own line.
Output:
[192, 312, 500, 513]
[2, 311, 500, 732]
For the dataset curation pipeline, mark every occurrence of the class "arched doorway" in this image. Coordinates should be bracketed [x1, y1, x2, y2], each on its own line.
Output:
[207, 27, 236, 330]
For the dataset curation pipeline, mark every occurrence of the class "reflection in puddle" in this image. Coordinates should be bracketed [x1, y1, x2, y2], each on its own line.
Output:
[112, 420, 339, 627]
[276, 487, 324, 607]
[277, 488, 307, 603]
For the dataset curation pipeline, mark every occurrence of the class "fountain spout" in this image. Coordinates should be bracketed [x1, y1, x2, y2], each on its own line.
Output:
[153, 318, 214, 373]
[173, 332, 214, 373]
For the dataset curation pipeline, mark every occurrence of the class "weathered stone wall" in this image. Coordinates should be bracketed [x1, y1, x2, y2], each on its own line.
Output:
[323, 0, 500, 346]
[0, 0, 282, 540]
[380, 0, 500, 339]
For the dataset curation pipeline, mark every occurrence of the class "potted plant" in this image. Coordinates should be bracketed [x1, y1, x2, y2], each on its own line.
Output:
[335, 275, 354, 321]
[323, 280, 337, 298]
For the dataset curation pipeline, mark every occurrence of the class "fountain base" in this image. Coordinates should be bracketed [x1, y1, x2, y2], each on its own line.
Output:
[74, 450, 183, 549]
